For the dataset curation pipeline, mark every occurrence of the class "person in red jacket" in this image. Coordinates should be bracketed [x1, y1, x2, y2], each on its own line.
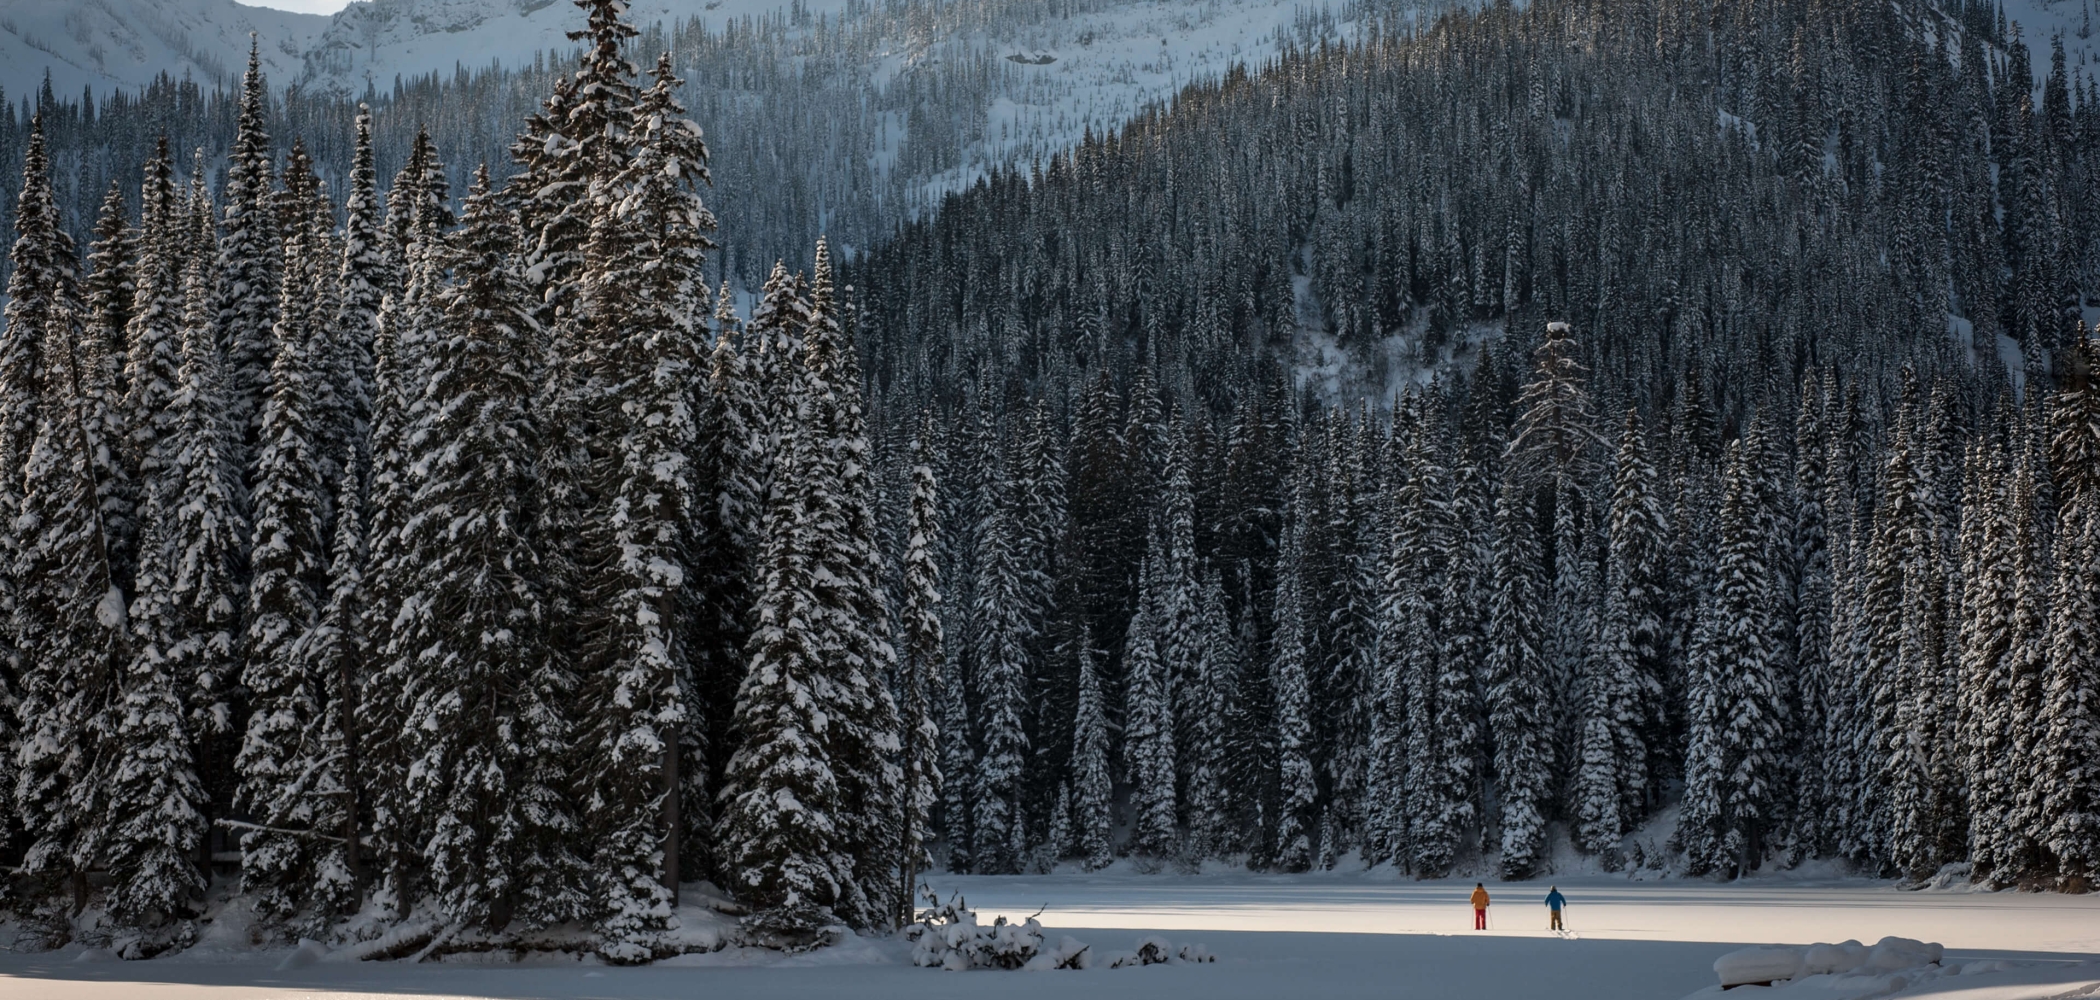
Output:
[1471, 883, 1491, 930]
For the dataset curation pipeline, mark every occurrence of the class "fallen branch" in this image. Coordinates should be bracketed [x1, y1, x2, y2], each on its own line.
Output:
[212, 819, 366, 846]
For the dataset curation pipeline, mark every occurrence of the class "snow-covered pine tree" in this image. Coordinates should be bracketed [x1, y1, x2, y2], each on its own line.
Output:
[101, 598, 208, 944]
[0, 121, 52, 732]
[1070, 629, 1114, 870]
[897, 424, 943, 914]
[120, 139, 182, 522]
[1183, 569, 1235, 861]
[794, 242, 904, 928]
[571, 185, 687, 963]
[716, 334, 849, 937]
[1507, 322, 1605, 485]
[1549, 477, 1597, 786]
[1678, 594, 1726, 875]
[1486, 472, 1551, 880]
[106, 249, 240, 943]
[1400, 400, 1458, 874]
[1365, 399, 1422, 869]
[1422, 455, 1487, 879]
[283, 464, 365, 926]
[1156, 426, 1204, 812]
[1576, 409, 1664, 856]
[1957, 437, 2016, 882]
[2040, 483, 2100, 889]
[359, 212, 445, 918]
[81, 182, 136, 584]
[83, 181, 135, 375]
[325, 104, 386, 483]
[1870, 388, 1950, 880]
[1789, 380, 1834, 857]
[1706, 438, 1790, 875]
[690, 286, 764, 820]
[214, 39, 282, 467]
[1997, 450, 2054, 886]
[235, 210, 332, 924]
[2040, 349, 2100, 889]
[508, 0, 641, 331]
[937, 615, 976, 874]
[398, 167, 582, 931]
[7, 114, 121, 905]
[1124, 553, 1178, 861]
[605, 50, 719, 909]
[1011, 398, 1065, 665]
[1271, 520, 1317, 873]
[18, 307, 128, 905]
[1047, 783, 1073, 864]
[970, 500, 1030, 874]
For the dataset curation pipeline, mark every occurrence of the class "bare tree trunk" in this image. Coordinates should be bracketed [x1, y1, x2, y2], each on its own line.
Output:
[661, 737, 680, 905]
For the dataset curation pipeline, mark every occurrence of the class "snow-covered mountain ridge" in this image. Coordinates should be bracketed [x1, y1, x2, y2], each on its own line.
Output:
[6, 0, 2093, 113]
[0, 0, 324, 102]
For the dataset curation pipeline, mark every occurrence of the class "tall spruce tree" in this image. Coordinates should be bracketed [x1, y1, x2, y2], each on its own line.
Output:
[215, 40, 282, 468]
[1486, 473, 1551, 879]
[896, 428, 943, 913]
[971, 501, 1030, 874]
[1070, 629, 1114, 870]
[1271, 520, 1317, 873]
[1124, 555, 1179, 861]
[235, 212, 332, 924]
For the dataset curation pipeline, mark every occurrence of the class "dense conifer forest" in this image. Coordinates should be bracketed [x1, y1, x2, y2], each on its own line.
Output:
[0, 0, 2098, 966]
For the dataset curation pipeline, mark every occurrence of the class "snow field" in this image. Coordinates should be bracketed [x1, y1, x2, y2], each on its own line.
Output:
[5, 872, 2099, 1000]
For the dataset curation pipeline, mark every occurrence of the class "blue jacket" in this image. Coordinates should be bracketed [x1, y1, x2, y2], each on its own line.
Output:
[1544, 890, 1566, 911]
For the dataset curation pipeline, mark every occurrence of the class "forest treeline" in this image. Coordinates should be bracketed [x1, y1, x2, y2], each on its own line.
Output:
[846, 0, 2100, 892]
[2, 0, 2099, 970]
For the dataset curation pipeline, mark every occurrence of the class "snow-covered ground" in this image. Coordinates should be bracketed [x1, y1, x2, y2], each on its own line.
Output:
[6, 870, 2099, 1000]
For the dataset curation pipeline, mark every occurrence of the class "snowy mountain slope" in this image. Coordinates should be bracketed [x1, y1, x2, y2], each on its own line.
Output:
[296, 0, 858, 93]
[2001, 0, 2100, 78]
[294, 0, 1425, 134]
[0, 0, 325, 104]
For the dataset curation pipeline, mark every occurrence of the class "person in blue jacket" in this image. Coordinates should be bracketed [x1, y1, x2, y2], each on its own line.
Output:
[1544, 886, 1567, 930]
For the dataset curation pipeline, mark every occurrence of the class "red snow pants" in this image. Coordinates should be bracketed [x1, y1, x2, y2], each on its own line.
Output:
[1475, 909, 1487, 930]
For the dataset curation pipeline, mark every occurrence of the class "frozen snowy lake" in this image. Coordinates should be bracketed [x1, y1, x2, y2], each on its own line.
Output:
[5, 871, 2100, 999]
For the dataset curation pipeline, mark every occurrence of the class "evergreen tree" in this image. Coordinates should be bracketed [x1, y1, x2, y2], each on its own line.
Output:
[100, 599, 208, 943]
[235, 212, 332, 924]
[81, 181, 136, 584]
[1999, 449, 2054, 885]
[970, 501, 1030, 874]
[509, 0, 642, 330]
[1702, 441, 1790, 875]
[214, 40, 282, 466]
[284, 465, 366, 926]
[326, 104, 386, 481]
[1183, 569, 1235, 861]
[108, 254, 241, 943]
[2040, 355, 2100, 888]
[1486, 473, 1551, 879]
[936, 615, 976, 873]
[399, 169, 584, 931]
[716, 344, 849, 937]
[17, 311, 126, 903]
[8, 114, 120, 905]
[121, 141, 186, 606]
[1271, 522, 1317, 873]
[1070, 630, 1114, 870]
[792, 243, 903, 928]
[688, 287, 759, 843]
[896, 427, 943, 912]
[1123, 556, 1178, 861]
[1577, 410, 1665, 854]
[1958, 439, 2016, 882]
